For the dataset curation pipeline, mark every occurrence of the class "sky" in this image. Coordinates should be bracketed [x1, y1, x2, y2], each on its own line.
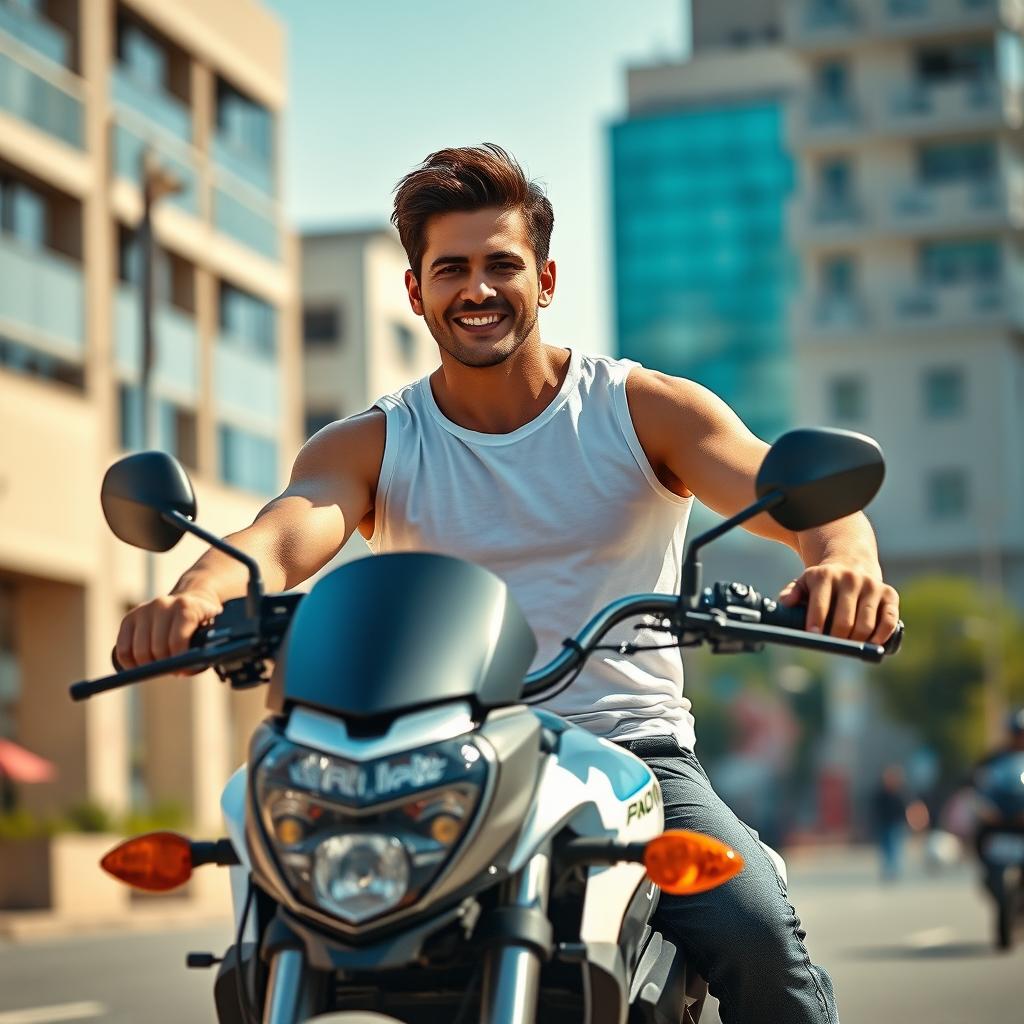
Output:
[264, 0, 691, 356]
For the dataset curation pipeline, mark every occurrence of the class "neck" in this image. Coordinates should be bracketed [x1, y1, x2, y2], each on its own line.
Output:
[430, 339, 572, 434]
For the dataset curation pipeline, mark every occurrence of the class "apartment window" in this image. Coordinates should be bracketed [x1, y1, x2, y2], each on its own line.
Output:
[220, 283, 277, 358]
[216, 79, 273, 164]
[816, 61, 850, 102]
[918, 141, 995, 184]
[916, 42, 995, 85]
[821, 254, 856, 297]
[304, 410, 336, 439]
[920, 238, 1000, 285]
[0, 178, 46, 249]
[117, 21, 167, 92]
[0, 335, 83, 388]
[219, 425, 278, 494]
[303, 305, 342, 347]
[828, 375, 866, 422]
[923, 367, 965, 418]
[118, 384, 197, 468]
[926, 468, 969, 520]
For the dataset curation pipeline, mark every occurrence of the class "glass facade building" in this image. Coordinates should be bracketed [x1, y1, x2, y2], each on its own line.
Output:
[611, 99, 796, 442]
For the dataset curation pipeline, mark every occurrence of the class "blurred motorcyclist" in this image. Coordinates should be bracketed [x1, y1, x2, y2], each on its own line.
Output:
[971, 708, 1024, 948]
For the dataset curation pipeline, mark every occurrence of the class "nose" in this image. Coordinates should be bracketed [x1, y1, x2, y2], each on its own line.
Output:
[460, 275, 498, 305]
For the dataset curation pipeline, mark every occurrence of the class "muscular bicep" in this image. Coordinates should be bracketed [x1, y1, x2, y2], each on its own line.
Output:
[254, 409, 386, 588]
[626, 368, 798, 549]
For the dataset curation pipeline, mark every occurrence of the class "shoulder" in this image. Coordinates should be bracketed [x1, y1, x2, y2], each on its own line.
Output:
[289, 407, 387, 498]
[625, 366, 741, 443]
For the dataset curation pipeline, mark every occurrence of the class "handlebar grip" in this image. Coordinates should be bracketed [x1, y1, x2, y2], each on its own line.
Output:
[761, 600, 904, 656]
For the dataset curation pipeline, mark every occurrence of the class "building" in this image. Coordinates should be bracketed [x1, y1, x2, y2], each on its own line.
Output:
[0, 0, 301, 831]
[301, 225, 437, 440]
[611, 0, 803, 444]
[785, 0, 1024, 603]
[609, 0, 805, 593]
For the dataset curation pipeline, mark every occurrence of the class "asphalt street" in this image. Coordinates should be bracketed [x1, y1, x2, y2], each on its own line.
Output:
[0, 847, 1019, 1023]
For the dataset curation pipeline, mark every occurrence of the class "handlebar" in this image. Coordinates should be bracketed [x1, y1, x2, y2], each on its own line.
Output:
[71, 581, 903, 703]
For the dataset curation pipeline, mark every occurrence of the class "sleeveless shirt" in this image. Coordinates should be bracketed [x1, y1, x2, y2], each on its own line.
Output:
[368, 348, 697, 748]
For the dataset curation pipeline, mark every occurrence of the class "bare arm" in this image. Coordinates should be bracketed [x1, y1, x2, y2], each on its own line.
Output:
[116, 409, 386, 668]
[626, 367, 899, 643]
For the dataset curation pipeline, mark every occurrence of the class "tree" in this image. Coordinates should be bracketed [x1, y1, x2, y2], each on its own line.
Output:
[870, 576, 1024, 789]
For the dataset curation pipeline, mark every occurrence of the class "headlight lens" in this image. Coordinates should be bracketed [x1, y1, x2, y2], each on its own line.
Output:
[254, 736, 488, 924]
[313, 834, 410, 922]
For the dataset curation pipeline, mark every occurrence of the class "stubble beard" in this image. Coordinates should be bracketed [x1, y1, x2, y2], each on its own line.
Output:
[425, 307, 539, 369]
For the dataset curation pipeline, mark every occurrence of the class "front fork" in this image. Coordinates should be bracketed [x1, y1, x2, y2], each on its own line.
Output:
[262, 948, 329, 1024]
[480, 852, 552, 1024]
[260, 852, 552, 1024]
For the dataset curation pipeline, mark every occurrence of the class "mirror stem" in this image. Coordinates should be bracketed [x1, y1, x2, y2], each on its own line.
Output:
[161, 510, 265, 621]
[680, 490, 785, 606]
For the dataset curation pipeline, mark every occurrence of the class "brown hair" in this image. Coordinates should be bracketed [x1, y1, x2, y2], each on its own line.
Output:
[391, 144, 554, 279]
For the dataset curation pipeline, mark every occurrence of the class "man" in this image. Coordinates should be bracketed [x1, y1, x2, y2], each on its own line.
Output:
[117, 144, 899, 1022]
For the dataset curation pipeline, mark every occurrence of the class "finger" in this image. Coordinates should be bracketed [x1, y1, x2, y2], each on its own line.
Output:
[778, 577, 807, 606]
[131, 607, 155, 667]
[116, 614, 138, 670]
[850, 582, 883, 642]
[149, 598, 173, 662]
[829, 573, 861, 639]
[167, 602, 198, 658]
[869, 596, 901, 645]
[804, 573, 833, 634]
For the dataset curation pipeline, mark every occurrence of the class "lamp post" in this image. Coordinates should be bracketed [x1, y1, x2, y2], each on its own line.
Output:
[137, 148, 183, 601]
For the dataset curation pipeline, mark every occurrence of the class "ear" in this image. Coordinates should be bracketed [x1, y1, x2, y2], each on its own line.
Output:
[405, 269, 425, 316]
[537, 259, 556, 309]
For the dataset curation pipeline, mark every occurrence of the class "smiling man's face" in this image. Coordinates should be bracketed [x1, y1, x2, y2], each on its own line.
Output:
[405, 207, 555, 368]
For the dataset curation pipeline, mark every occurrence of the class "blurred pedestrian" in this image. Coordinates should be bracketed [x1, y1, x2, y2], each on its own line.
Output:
[871, 764, 918, 880]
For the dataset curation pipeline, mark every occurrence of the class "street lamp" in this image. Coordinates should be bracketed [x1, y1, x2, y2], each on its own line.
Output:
[137, 147, 183, 601]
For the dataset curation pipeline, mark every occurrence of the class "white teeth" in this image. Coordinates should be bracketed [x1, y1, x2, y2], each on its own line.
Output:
[458, 315, 501, 326]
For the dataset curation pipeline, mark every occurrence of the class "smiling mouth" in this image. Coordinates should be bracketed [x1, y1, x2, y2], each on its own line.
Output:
[451, 312, 508, 333]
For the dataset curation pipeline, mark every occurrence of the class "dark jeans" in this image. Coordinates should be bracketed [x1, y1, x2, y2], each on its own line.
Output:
[619, 736, 838, 1024]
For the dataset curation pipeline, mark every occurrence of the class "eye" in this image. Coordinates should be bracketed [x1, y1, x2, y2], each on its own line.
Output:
[492, 262, 518, 272]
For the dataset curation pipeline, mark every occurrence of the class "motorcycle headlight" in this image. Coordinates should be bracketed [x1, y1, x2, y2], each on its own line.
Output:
[254, 735, 488, 924]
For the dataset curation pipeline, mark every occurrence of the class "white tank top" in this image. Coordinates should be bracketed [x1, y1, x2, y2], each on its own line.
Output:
[368, 348, 696, 748]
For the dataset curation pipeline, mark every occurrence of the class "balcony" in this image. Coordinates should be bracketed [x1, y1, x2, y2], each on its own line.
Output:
[882, 77, 1008, 136]
[213, 186, 279, 260]
[888, 176, 1012, 234]
[792, 293, 873, 340]
[790, 95, 866, 147]
[0, 1, 70, 66]
[212, 135, 274, 196]
[875, 0, 1003, 38]
[784, 0, 866, 49]
[792, 195, 872, 244]
[214, 338, 280, 430]
[0, 42, 83, 147]
[886, 279, 1020, 330]
[114, 287, 199, 402]
[0, 234, 83, 359]
[110, 66, 191, 142]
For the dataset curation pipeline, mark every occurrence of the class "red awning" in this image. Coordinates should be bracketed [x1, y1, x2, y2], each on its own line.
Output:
[0, 738, 56, 783]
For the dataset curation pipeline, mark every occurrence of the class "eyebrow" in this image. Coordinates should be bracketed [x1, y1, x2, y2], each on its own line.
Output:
[429, 251, 526, 271]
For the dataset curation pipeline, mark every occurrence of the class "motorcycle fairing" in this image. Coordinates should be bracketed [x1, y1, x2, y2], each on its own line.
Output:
[267, 553, 537, 719]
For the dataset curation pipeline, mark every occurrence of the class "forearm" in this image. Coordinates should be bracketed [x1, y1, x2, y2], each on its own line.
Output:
[171, 523, 290, 603]
[796, 512, 881, 575]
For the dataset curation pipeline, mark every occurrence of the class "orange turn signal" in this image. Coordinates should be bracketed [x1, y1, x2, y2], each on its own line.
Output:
[100, 831, 193, 892]
[643, 829, 744, 895]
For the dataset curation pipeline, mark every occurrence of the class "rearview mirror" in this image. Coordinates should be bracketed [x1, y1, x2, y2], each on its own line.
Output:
[755, 428, 884, 532]
[101, 451, 196, 552]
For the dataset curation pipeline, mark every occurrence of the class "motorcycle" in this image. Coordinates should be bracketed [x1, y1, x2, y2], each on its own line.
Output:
[71, 426, 901, 1023]
[973, 751, 1024, 950]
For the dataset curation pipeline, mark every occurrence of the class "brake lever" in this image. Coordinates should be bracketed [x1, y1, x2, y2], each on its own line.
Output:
[71, 637, 260, 702]
[681, 609, 888, 663]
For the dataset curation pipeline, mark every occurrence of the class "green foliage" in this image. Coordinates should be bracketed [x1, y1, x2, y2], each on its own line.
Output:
[870, 575, 1024, 784]
[121, 799, 187, 835]
[0, 799, 190, 840]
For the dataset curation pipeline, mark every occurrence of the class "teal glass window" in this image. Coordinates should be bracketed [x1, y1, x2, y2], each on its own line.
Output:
[920, 238, 1000, 284]
[611, 100, 795, 441]
[829, 375, 866, 422]
[219, 282, 277, 358]
[218, 424, 278, 494]
[926, 468, 968, 520]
